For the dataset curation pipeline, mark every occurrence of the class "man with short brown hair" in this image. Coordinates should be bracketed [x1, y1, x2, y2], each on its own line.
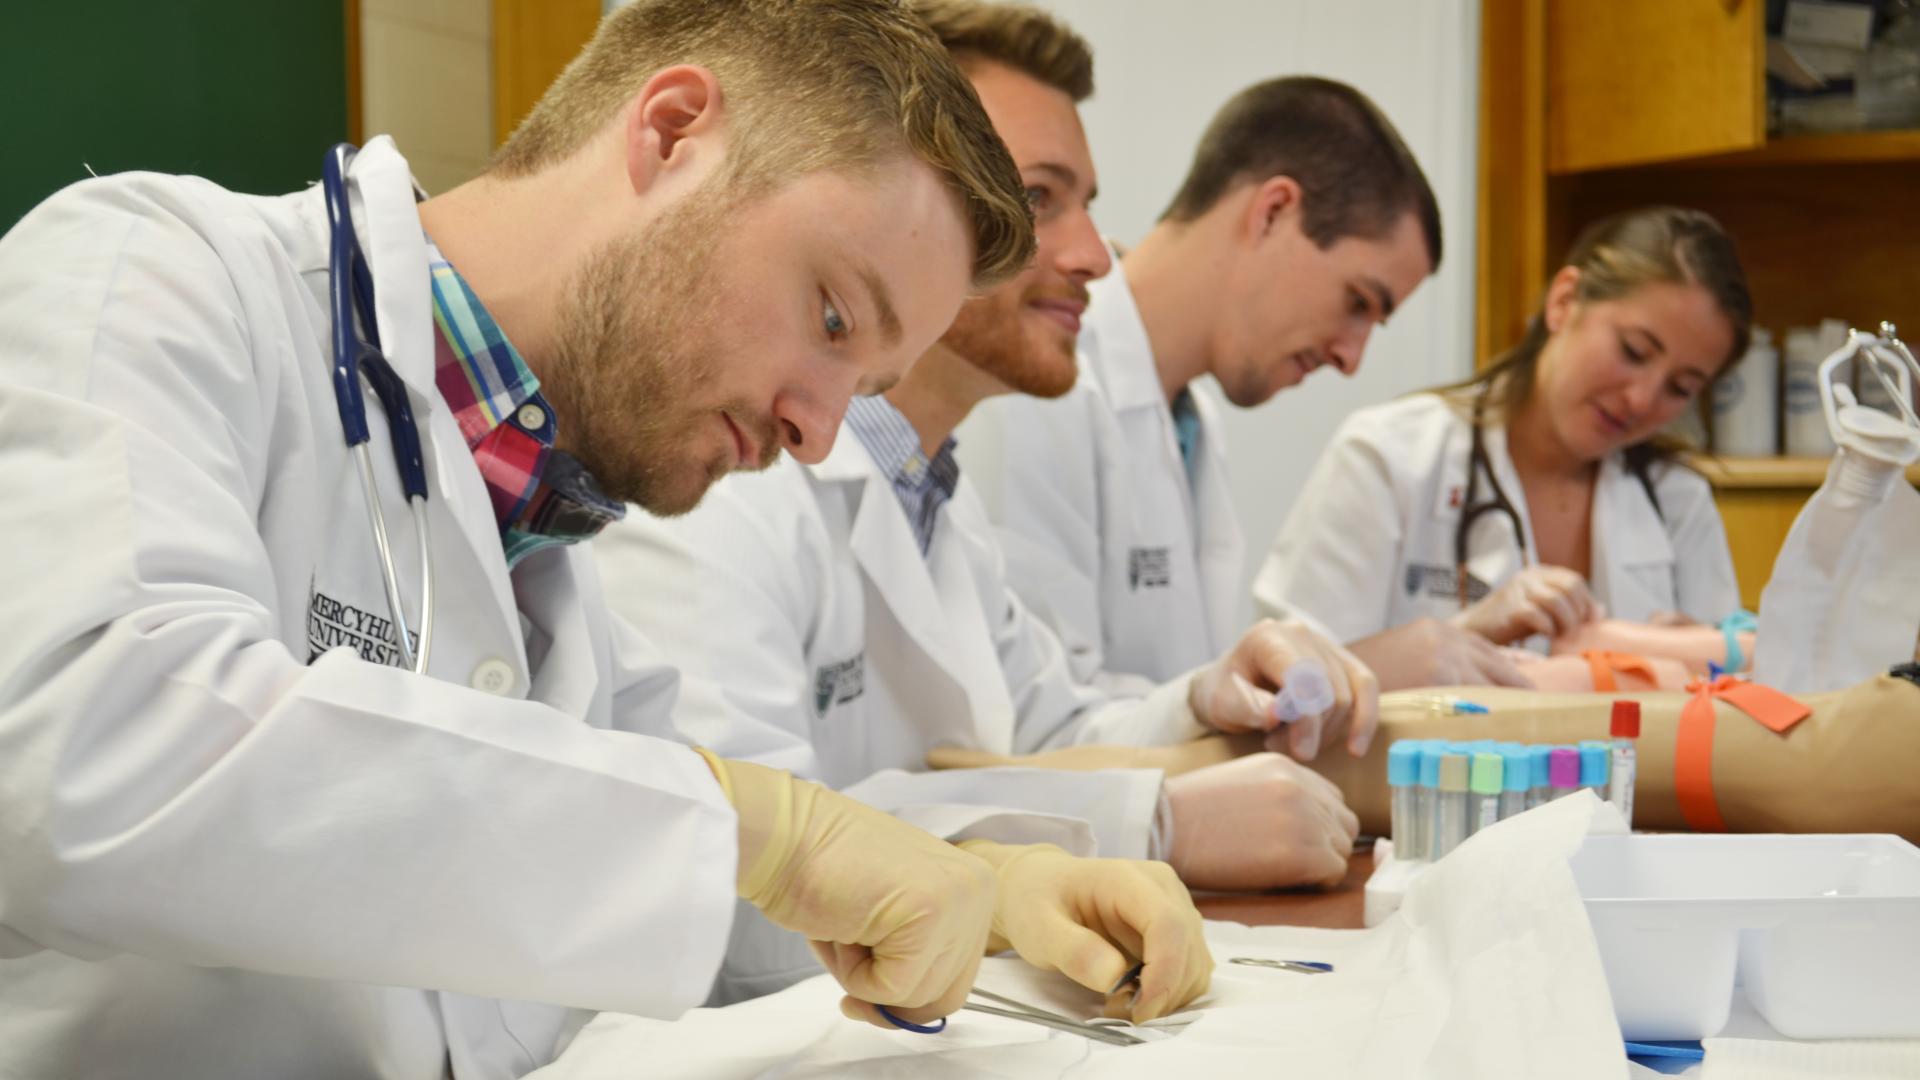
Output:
[960, 76, 1520, 699]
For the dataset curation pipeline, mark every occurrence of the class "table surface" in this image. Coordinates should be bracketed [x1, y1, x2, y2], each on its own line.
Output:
[1191, 849, 1375, 929]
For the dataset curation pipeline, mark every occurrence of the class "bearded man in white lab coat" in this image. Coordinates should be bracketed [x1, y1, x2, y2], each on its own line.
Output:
[596, 0, 1373, 1006]
[0, 2, 1216, 1077]
[959, 77, 1532, 692]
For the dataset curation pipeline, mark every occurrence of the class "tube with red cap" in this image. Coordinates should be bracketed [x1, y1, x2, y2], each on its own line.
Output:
[1609, 700, 1640, 827]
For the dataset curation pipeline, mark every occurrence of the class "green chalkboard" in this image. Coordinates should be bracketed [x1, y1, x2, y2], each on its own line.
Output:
[0, 1, 349, 230]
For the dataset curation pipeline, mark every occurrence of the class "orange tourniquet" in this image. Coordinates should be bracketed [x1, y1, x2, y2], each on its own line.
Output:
[1581, 650, 1660, 693]
[1674, 675, 1813, 831]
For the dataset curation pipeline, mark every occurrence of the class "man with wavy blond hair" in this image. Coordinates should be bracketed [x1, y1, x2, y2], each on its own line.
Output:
[0, 1, 1094, 1077]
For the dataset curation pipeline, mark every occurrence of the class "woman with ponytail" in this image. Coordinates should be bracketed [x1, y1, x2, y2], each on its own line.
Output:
[1253, 206, 1751, 652]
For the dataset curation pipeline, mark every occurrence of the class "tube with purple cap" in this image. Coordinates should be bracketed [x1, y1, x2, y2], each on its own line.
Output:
[1549, 746, 1582, 802]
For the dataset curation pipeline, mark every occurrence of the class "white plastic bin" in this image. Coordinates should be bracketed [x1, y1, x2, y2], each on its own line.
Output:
[1569, 833, 1920, 1040]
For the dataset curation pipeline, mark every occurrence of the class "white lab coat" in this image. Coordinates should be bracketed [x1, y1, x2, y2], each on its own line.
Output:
[1250, 393, 1742, 645]
[0, 139, 739, 1080]
[958, 264, 1248, 686]
[594, 429, 1202, 1002]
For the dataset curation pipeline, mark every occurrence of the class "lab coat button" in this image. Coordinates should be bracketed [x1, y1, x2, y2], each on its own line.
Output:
[470, 658, 515, 694]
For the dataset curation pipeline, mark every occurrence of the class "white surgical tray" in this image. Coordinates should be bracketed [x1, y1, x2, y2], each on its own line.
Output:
[1570, 833, 1920, 1040]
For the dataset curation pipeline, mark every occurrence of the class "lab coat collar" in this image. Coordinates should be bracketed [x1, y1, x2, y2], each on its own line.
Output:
[1595, 453, 1676, 568]
[810, 428, 1015, 746]
[343, 137, 438, 399]
[811, 428, 961, 658]
[1435, 414, 1677, 586]
[1081, 261, 1169, 417]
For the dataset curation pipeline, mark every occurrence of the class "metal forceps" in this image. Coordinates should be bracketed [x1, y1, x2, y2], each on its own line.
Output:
[877, 962, 1153, 1044]
[1228, 957, 1334, 974]
[962, 988, 1148, 1047]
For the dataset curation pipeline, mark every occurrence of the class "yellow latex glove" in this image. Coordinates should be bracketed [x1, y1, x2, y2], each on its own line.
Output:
[957, 840, 1213, 1023]
[695, 749, 997, 1028]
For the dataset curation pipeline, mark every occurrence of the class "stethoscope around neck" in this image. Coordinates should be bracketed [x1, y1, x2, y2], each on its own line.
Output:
[1454, 380, 1672, 611]
[1453, 388, 1530, 609]
[323, 142, 435, 674]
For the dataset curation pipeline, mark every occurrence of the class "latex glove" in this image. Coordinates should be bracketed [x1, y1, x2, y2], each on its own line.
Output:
[695, 749, 997, 1029]
[1450, 564, 1601, 645]
[958, 840, 1212, 1022]
[1163, 753, 1360, 891]
[1347, 616, 1532, 691]
[1188, 618, 1379, 760]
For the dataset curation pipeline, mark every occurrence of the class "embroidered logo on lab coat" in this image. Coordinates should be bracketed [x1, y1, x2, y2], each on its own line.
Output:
[813, 653, 866, 715]
[307, 583, 416, 667]
[1403, 563, 1493, 604]
[1128, 546, 1172, 590]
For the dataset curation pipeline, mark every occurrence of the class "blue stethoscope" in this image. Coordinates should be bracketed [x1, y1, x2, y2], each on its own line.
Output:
[323, 142, 435, 674]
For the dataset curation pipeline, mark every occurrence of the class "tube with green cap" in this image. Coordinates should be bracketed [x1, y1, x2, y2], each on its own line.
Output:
[1468, 751, 1504, 837]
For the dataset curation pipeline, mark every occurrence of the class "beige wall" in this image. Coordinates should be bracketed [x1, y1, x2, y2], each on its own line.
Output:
[361, 0, 492, 195]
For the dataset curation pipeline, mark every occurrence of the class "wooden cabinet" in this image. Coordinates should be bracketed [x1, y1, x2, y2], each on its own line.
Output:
[1547, 0, 1765, 172]
[492, 0, 603, 147]
[1481, 0, 1920, 607]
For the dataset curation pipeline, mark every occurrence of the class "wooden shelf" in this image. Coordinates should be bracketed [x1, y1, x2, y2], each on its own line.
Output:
[1681, 129, 1920, 169]
[1689, 454, 1920, 488]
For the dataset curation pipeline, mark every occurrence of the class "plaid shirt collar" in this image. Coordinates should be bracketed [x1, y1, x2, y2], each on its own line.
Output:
[844, 394, 960, 558]
[425, 237, 624, 567]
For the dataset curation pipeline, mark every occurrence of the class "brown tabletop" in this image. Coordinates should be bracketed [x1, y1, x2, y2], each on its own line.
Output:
[1191, 849, 1375, 930]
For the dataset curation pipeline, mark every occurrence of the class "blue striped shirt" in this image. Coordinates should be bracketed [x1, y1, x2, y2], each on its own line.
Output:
[845, 395, 961, 558]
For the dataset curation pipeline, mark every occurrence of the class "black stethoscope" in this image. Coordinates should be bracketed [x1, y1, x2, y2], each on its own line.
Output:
[323, 142, 435, 673]
[1453, 388, 1530, 609]
[1453, 383, 1667, 609]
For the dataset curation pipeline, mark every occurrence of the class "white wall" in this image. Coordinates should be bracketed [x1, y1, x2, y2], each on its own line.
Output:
[1032, 0, 1482, 590]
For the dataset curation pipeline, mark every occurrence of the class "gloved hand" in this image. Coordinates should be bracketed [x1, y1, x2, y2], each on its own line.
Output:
[958, 840, 1212, 1022]
[1347, 617, 1532, 691]
[1450, 564, 1601, 645]
[1187, 618, 1379, 760]
[1163, 753, 1359, 891]
[695, 749, 997, 1029]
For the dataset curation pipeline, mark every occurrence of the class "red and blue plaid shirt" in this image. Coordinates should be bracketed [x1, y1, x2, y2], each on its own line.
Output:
[426, 238, 624, 567]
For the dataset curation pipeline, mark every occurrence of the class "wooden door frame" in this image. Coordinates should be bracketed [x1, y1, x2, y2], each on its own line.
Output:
[1475, 0, 1548, 368]
[493, 0, 605, 147]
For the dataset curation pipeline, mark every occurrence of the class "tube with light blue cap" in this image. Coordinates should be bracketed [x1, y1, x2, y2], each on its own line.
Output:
[1387, 742, 1420, 859]
[1416, 741, 1444, 859]
[1580, 740, 1612, 799]
[1498, 742, 1531, 821]
[1527, 745, 1554, 809]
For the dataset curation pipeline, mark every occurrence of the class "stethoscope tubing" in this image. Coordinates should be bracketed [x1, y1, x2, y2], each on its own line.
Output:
[326, 143, 435, 674]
